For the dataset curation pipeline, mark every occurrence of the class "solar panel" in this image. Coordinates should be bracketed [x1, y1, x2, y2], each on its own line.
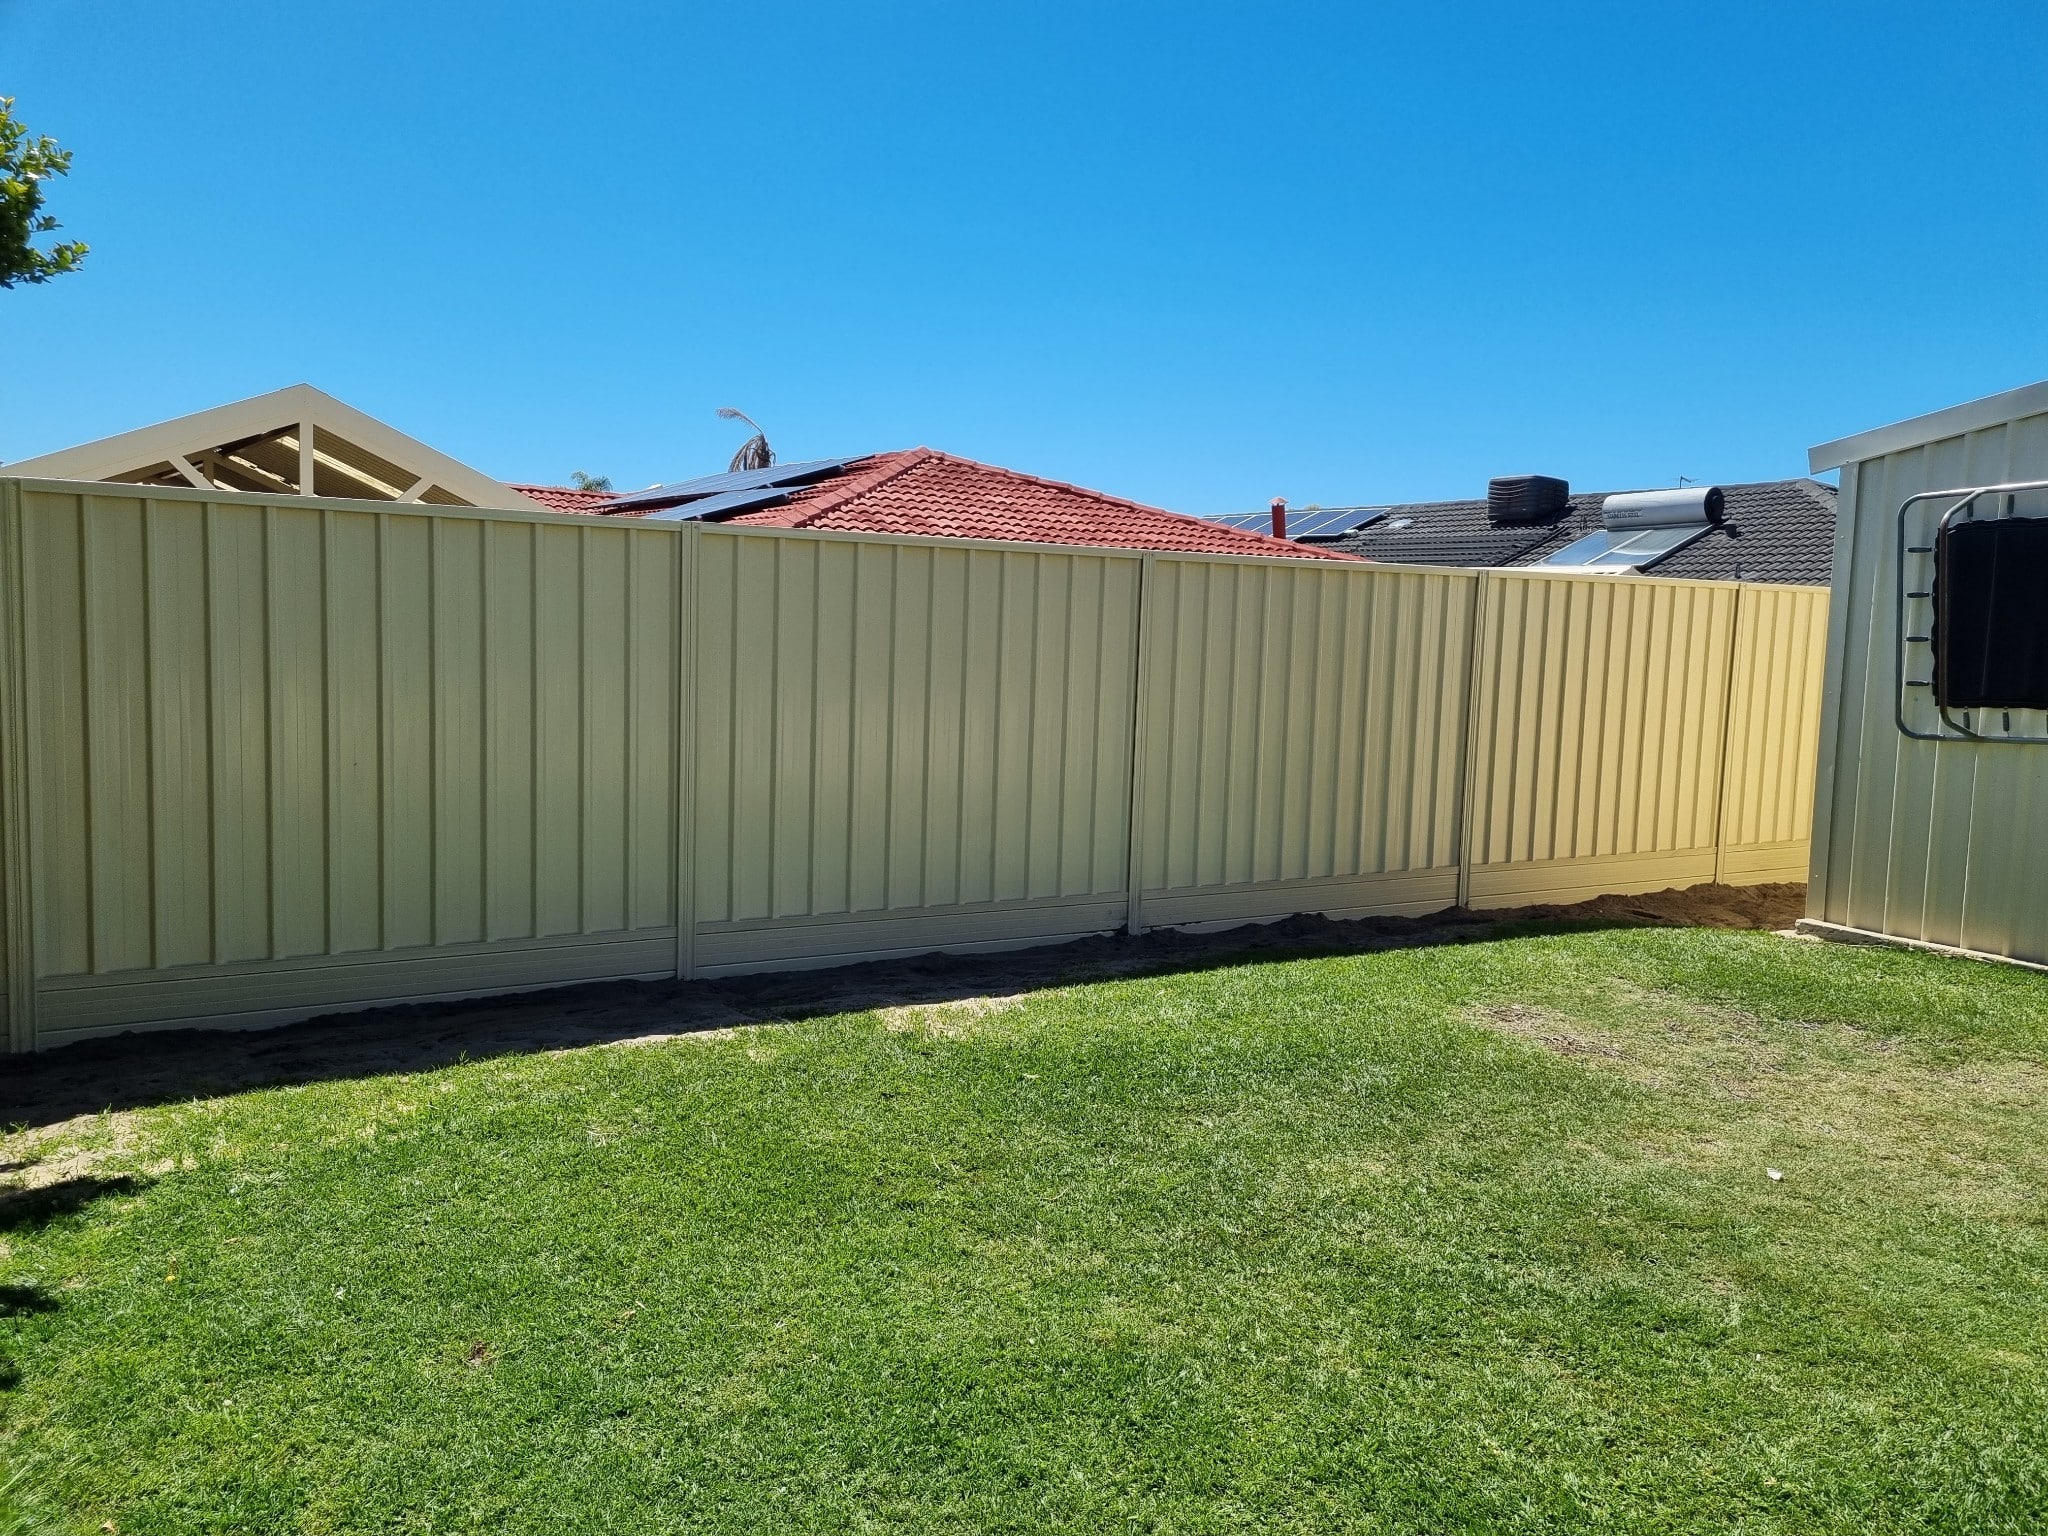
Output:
[1536, 524, 1709, 570]
[1289, 506, 1389, 540]
[637, 486, 792, 522]
[603, 456, 860, 512]
[1198, 506, 1387, 540]
[1201, 510, 1278, 532]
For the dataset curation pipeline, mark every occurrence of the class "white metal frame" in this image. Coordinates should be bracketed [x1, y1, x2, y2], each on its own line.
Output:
[1894, 480, 2048, 744]
[5, 384, 527, 510]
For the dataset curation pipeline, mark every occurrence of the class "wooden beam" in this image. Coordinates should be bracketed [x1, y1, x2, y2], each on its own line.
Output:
[299, 448, 394, 501]
[168, 454, 213, 490]
[397, 475, 432, 504]
[214, 452, 296, 497]
[298, 421, 316, 497]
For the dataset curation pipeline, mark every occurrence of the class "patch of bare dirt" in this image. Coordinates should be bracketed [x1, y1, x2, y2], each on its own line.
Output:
[1502, 883, 1804, 931]
[1469, 1003, 1628, 1060]
[0, 881, 1806, 1136]
[1, 1113, 146, 1192]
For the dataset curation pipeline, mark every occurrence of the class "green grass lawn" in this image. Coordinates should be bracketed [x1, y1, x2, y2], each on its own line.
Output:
[4, 925, 2046, 1533]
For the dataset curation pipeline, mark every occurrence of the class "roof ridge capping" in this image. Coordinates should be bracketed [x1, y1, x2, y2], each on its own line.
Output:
[1809, 379, 2048, 473]
[896, 448, 1329, 556]
[780, 448, 934, 525]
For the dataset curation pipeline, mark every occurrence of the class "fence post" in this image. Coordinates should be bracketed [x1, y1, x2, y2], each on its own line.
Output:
[0, 480, 39, 1052]
[1122, 552, 1156, 936]
[673, 521, 701, 981]
[1453, 568, 1492, 910]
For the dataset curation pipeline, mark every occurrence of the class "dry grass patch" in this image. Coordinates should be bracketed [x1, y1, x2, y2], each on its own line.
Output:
[1468, 1001, 1627, 1061]
[0, 1110, 150, 1193]
[877, 992, 1030, 1039]
[1468, 975, 2048, 1213]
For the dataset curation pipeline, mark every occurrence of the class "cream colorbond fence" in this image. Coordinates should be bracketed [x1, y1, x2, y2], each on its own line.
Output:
[0, 478, 1828, 1051]
[1463, 572, 1739, 906]
[1131, 557, 1473, 928]
[687, 531, 1140, 974]
[0, 483, 681, 1050]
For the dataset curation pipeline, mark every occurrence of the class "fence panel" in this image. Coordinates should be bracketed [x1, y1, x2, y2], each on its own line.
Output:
[688, 529, 1141, 973]
[7, 484, 680, 1045]
[1719, 583, 1830, 883]
[1464, 571, 1740, 907]
[1133, 557, 1474, 928]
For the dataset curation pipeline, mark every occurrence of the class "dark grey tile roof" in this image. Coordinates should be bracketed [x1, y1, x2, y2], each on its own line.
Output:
[1324, 479, 1837, 585]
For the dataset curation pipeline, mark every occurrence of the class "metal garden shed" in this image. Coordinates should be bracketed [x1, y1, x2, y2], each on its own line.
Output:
[1803, 381, 2048, 968]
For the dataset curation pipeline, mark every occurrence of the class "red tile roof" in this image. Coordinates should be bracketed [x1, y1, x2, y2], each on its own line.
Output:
[724, 450, 1357, 559]
[510, 483, 620, 513]
[514, 453, 1357, 561]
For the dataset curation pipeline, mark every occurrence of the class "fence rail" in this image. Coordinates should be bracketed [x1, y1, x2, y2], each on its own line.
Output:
[0, 478, 1829, 1051]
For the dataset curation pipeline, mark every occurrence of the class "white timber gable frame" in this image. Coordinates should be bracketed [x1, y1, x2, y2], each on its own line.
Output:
[4, 383, 525, 509]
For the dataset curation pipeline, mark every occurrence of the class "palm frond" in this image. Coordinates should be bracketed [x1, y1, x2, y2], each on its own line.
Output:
[717, 407, 774, 472]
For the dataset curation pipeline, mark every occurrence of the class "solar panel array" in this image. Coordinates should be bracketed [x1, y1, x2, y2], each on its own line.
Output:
[1201, 506, 1389, 541]
[603, 456, 861, 513]
[637, 486, 795, 523]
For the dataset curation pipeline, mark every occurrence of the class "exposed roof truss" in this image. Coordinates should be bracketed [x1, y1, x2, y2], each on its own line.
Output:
[6, 384, 523, 509]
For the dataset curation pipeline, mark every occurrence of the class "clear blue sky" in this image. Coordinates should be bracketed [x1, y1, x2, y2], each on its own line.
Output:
[4, 0, 2045, 512]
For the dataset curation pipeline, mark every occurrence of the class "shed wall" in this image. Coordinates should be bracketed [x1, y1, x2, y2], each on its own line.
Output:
[1808, 411, 2048, 964]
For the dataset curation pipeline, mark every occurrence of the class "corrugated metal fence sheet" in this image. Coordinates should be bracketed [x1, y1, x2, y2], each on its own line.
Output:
[689, 531, 1139, 972]
[1719, 581, 1829, 883]
[1133, 558, 1473, 927]
[1, 484, 680, 1048]
[1464, 573, 1736, 906]
[0, 478, 1830, 1050]
[1808, 405, 2048, 965]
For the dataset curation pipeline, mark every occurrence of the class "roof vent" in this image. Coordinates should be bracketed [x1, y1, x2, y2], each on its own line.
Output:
[1601, 486, 1725, 530]
[1487, 475, 1570, 525]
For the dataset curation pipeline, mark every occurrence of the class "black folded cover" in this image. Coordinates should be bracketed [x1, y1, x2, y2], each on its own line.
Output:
[1936, 516, 2048, 710]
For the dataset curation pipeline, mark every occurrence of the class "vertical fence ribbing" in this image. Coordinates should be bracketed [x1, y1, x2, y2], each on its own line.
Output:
[1454, 570, 1492, 908]
[675, 523, 700, 978]
[1711, 585, 1748, 884]
[1123, 553, 1154, 934]
[0, 482, 37, 1050]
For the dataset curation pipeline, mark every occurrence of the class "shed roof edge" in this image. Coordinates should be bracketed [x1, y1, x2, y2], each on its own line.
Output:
[1808, 379, 2048, 472]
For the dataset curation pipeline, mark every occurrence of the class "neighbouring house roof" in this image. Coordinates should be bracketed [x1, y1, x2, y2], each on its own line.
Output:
[515, 449, 1356, 561]
[507, 483, 621, 513]
[1326, 478, 1838, 585]
[6, 384, 527, 510]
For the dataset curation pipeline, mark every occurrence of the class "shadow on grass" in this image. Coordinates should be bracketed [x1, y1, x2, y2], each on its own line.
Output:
[0, 885, 1804, 1131]
[0, 1283, 60, 1317]
[0, 1178, 146, 1233]
[0, 1283, 66, 1394]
